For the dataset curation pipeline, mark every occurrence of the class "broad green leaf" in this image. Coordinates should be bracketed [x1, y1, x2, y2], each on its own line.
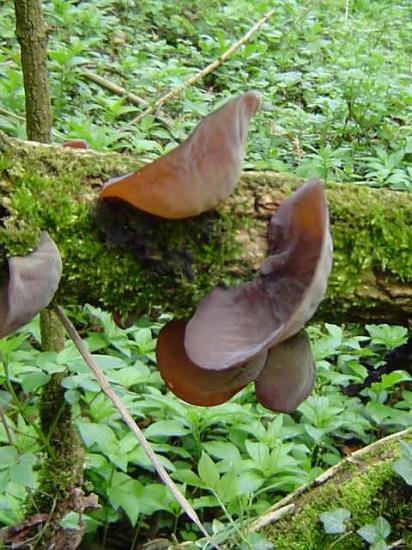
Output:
[319, 508, 351, 534]
[77, 421, 117, 451]
[365, 324, 407, 348]
[217, 467, 238, 503]
[173, 469, 205, 488]
[0, 446, 17, 469]
[392, 440, 412, 485]
[107, 472, 143, 526]
[198, 452, 219, 489]
[9, 455, 35, 488]
[357, 516, 391, 543]
[21, 371, 51, 392]
[60, 511, 81, 530]
[144, 419, 190, 439]
[202, 441, 241, 462]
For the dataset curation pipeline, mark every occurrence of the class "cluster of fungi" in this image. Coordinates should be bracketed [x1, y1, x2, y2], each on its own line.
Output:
[1, 91, 332, 413]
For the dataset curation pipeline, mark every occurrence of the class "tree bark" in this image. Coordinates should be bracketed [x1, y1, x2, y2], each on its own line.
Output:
[11, 5, 85, 545]
[14, 0, 52, 142]
[0, 131, 411, 324]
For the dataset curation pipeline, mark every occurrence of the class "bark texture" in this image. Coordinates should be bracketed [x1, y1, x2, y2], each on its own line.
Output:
[25, 310, 86, 550]
[14, 0, 52, 142]
[0, 131, 411, 324]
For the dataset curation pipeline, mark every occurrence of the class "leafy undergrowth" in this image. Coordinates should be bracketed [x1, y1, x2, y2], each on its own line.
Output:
[0, 306, 410, 548]
[0, 0, 411, 189]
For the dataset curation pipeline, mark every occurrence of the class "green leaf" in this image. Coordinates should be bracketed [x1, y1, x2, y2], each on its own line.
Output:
[217, 467, 238, 503]
[139, 483, 174, 515]
[319, 508, 351, 534]
[144, 420, 190, 439]
[392, 440, 412, 485]
[21, 372, 51, 392]
[202, 441, 241, 462]
[9, 462, 34, 488]
[0, 446, 17, 469]
[60, 511, 81, 530]
[357, 516, 391, 543]
[77, 421, 117, 452]
[245, 441, 270, 471]
[107, 472, 142, 526]
[172, 469, 205, 488]
[198, 452, 219, 489]
[365, 324, 407, 348]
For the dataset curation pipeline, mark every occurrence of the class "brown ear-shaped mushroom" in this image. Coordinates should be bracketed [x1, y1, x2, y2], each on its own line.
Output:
[184, 179, 332, 370]
[100, 91, 261, 219]
[156, 320, 267, 406]
[255, 330, 315, 413]
[0, 232, 62, 338]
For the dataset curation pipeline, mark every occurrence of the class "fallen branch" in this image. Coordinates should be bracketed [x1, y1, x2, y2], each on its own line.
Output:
[54, 306, 220, 550]
[250, 427, 412, 532]
[128, 8, 275, 125]
[0, 107, 25, 122]
[81, 69, 148, 107]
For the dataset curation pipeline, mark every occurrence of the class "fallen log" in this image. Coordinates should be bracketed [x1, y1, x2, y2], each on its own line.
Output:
[0, 130, 411, 323]
[253, 428, 412, 550]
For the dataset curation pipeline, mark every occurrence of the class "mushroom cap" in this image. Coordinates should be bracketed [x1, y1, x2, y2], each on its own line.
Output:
[184, 179, 332, 370]
[0, 232, 62, 338]
[156, 319, 267, 406]
[101, 91, 261, 219]
[254, 330, 315, 413]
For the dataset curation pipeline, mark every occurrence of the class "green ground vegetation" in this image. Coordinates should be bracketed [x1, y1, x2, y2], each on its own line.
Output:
[0, 0, 411, 189]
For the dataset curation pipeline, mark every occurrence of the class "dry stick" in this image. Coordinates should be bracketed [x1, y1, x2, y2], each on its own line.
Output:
[81, 69, 173, 128]
[55, 306, 220, 550]
[128, 8, 276, 126]
[0, 107, 25, 122]
[81, 69, 148, 107]
[250, 427, 411, 532]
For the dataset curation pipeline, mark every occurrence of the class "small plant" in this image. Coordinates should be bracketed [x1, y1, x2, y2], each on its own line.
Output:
[392, 440, 412, 486]
[357, 516, 391, 550]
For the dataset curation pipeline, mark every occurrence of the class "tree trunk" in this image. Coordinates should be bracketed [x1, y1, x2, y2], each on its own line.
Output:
[0, 131, 411, 324]
[14, 0, 52, 142]
[252, 429, 412, 550]
[12, 5, 85, 547]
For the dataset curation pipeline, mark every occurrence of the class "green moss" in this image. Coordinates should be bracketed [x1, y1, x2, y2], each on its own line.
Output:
[326, 184, 412, 299]
[264, 435, 412, 550]
[0, 144, 246, 317]
[27, 310, 84, 515]
[0, 138, 411, 319]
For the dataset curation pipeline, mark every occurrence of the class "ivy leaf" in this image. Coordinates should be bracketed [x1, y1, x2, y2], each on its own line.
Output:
[319, 508, 351, 534]
[357, 516, 391, 544]
[392, 440, 412, 485]
[60, 511, 81, 530]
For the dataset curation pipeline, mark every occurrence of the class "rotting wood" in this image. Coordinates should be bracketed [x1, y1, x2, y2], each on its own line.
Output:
[0, 131, 411, 324]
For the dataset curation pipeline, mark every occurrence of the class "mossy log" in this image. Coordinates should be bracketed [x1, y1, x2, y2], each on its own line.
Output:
[0, 130, 411, 323]
[253, 429, 412, 549]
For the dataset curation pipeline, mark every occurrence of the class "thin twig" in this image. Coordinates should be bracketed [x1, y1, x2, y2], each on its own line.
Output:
[345, 0, 350, 22]
[55, 306, 220, 550]
[0, 107, 26, 121]
[128, 8, 276, 125]
[0, 403, 14, 445]
[81, 69, 148, 107]
[0, 109, 65, 139]
[81, 69, 173, 128]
